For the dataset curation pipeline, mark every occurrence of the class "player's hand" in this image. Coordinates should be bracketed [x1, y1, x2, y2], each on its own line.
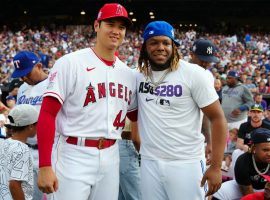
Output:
[38, 166, 58, 194]
[201, 166, 222, 197]
[231, 108, 241, 117]
[205, 143, 212, 165]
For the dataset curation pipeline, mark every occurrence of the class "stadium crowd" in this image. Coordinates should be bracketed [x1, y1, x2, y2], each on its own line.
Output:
[1, 26, 270, 91]
[1, 23, 270, 200]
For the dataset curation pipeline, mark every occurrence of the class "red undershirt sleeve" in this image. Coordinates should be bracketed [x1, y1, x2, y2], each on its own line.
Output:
[37, 96, 62, 167]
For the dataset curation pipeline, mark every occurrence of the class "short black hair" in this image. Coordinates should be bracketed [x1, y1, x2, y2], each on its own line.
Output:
[5, 124, 28, 131]
[5, 122, 37, 132]
[9, 79, 23, 92]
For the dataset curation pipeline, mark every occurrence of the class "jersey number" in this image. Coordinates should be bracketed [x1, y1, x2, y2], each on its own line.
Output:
[113, 110, 126, 130]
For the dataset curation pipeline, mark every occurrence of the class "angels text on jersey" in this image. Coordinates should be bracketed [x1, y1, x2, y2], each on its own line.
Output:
[83, 81, 132, 107]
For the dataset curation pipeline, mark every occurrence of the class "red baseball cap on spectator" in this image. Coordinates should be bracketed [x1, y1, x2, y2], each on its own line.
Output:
[97, 3, 132, 27]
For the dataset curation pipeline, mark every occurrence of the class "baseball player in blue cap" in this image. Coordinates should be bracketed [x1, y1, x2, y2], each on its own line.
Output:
[136, 20, 227, 199]
[11, 50, 49, 200]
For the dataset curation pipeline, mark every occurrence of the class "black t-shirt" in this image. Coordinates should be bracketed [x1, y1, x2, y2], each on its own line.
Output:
[235, 152, 269, 190]
[238, 121, 270, 146]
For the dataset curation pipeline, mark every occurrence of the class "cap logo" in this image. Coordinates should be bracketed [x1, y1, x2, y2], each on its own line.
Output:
[97, 11, 102, 19]
[116, 4, 124, 15]
[8, 115, 14, 123]
[171, 29, 174, 37]
[193, 45, 197, 52]
[268, 138, 270, 142]
[149, 30, 154, 35]
[13, 60, 20, 69]
[206, 46, 213, 55]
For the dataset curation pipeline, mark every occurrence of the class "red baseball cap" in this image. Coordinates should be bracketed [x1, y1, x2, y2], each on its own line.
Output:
[97, 3, 132, 27]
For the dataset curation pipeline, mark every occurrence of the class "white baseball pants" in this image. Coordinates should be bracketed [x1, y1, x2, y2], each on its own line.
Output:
[140, 158, 207, 200]
[47, 135, 119, 200]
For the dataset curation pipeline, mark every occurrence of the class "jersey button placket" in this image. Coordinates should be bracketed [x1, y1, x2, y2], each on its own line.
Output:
[107, 67, 113, 137]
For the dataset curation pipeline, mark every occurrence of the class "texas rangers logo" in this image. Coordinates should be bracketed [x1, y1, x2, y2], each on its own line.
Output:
[13, 60, 20, 69]
[206, 46, 213, 55]
[116, 4, 124, 15]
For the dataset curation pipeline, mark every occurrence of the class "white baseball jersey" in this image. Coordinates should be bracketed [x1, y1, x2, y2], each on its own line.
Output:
[0, 138, 34, 200]
[17, 78, 48, 145]
[17, 79, 48, 112]
[137, 59, 218, 161]
[44, 48, 137, 139]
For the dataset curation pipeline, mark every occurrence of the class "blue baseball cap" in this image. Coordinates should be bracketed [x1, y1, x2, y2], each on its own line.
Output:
[251, 128, 270, 144]
[12, 51, 40, 78]
[143, 21, 180, 46]
[227, 70, 240, 78]
[192, 39, 219, 63]
[6, 95, 15, 101]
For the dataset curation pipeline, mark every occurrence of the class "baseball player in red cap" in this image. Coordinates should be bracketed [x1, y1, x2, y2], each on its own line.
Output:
[37, 3, 137, 200]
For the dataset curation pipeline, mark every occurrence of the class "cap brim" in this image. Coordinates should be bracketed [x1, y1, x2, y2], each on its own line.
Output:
[227, 75, 239, 79]
[4, 124, 13, 129]
[173, 40, 180, 47]
[197, 55, 219, 63]
[11, 65, 34, 78]
[98, 16, 132, 27]
[250, 109, 263, 112]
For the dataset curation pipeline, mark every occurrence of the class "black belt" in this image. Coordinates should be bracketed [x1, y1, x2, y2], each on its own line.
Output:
[26, 143, 38, 150]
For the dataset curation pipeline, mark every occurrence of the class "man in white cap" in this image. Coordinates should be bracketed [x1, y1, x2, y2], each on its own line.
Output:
[0, 104, 38, 200]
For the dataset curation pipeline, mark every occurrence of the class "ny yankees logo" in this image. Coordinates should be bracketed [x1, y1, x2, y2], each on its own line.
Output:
[116, 4, 124, 15]
[13, 60, 20, 69]
[206, 46, 213, 55]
